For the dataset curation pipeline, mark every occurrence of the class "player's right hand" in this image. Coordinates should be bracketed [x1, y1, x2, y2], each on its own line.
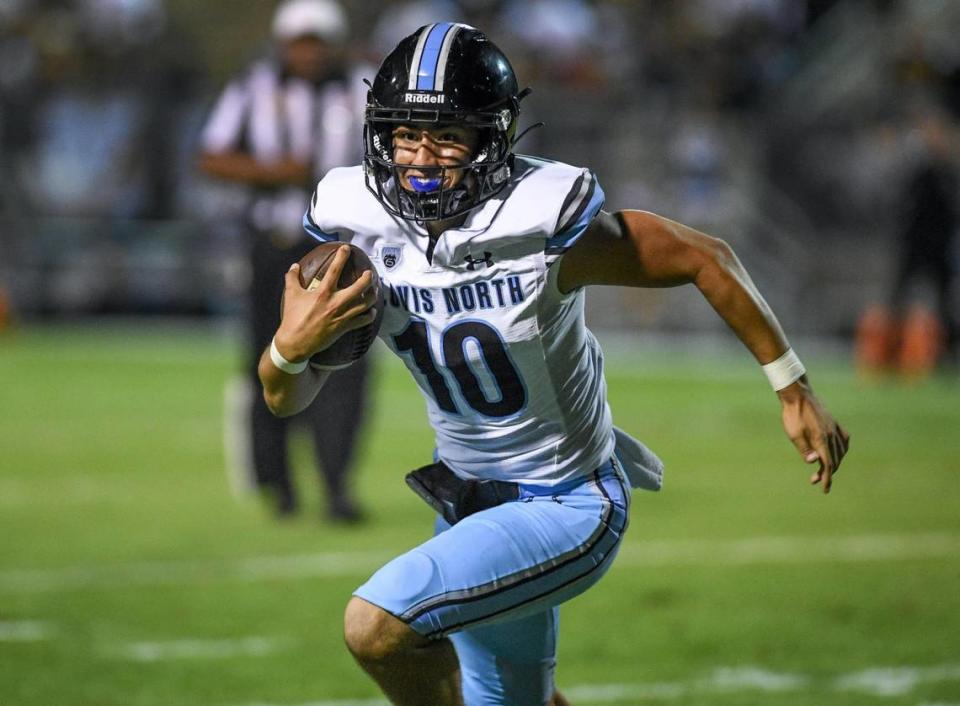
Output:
[273, 245, 377, 363]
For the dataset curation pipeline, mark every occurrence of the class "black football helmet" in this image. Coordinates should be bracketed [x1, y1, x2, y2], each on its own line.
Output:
[364, 24, 526, 222]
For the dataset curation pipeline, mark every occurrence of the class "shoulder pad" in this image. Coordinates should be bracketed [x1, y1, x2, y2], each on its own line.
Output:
[304, 166, 393, 244]
[494, 156, 604, 251]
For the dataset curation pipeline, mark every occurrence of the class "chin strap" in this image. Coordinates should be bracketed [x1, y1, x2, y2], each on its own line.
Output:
[511, 122, 543, 149]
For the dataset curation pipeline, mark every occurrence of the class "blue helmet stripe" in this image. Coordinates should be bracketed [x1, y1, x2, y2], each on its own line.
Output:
[407, 24, 433, 90]
[416, 22, 455, 91]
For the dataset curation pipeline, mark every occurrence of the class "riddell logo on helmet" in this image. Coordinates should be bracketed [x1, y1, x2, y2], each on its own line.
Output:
[404, 92, 446, 104]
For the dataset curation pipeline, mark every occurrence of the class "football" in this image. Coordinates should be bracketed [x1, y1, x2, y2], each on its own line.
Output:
[295, 242, 383, 369]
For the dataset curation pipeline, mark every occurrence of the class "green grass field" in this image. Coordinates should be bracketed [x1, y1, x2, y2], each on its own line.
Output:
[1, 324, 958, 706]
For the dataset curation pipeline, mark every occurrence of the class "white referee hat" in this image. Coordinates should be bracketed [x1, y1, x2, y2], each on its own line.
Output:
[272, 0, 348, 43]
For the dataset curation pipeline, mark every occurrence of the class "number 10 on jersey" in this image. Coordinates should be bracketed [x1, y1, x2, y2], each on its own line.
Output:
[393, 319, 527, 418]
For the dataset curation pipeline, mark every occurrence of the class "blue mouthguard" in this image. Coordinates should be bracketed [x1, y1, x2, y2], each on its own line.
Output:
[409, 176, 442, 193]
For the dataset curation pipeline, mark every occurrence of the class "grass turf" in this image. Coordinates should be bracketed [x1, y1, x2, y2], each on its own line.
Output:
[1, 324, 958, 705]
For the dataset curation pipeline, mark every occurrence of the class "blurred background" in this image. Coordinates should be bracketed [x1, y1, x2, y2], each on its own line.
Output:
[2, 2, 960, 706]
[0, 0, 957, 358]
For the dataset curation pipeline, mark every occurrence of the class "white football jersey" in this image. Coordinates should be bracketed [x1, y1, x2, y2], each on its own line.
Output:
[306, 155, 662, 488]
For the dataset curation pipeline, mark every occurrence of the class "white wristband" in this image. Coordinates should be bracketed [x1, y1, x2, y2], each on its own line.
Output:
[270, 338, 308, 375]
[762, 348, 806, 391]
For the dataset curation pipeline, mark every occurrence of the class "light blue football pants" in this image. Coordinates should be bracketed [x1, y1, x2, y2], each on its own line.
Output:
[354, 459, 631, 705]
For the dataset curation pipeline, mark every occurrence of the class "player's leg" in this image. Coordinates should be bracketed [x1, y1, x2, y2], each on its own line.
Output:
[450, 607, 558, 706]
[250, 393, 295, 512]
[305, 355, 370, 521]
[345, 462, 629, 704]
[933, 257, 957, 362]
[344, 596, 463, 706]
[249, 233, 297, 514]
[346, 588, 573, 706]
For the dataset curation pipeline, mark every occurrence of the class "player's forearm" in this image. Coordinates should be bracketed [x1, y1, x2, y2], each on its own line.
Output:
[258, 347, 331, 417]
[197, 152, 310, 186]
[694, 240, 790, 365]
[576, 211, 791, 364]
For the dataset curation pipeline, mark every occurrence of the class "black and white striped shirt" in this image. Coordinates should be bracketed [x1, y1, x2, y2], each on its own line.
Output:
[200, 59, 369, 236]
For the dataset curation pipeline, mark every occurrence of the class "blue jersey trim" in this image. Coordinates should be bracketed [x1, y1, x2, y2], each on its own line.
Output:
[302, 211, 339, 243]
[544, 177, 605, 255]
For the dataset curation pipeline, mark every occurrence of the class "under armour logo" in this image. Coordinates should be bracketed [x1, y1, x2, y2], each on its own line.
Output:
[464, 252, 494, 270]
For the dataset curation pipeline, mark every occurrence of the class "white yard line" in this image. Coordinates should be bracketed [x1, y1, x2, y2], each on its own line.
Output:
[563, 667, 809, 702]
[1, 532, 956, 594]
[699, 666, 809, 692]
[0, 477, 117, 508]
[564, 681, 687, 701]
[113, 636, 292, 662]
[614, 532, 960, 567]
[0, 620, 52, 641]
[836, 665, 960, 697]
[0, 551, 396, 593]
[222, 375, 258, 500]
[229, 663, 960, 706]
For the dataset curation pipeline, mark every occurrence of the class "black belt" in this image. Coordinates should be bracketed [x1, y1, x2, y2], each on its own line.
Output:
[405, 461, 521, 526]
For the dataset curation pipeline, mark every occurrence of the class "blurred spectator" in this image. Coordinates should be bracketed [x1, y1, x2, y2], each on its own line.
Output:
[368, 0, 625, 167]
[3, 0, 956, 352]
[669, 111, 726, 224]
[370, 0, 623, 86]
[1, 0, 205, 316]
[0, 0, 40, 217]
[890, 111, 958, 366]
[369, 0, 458, 57]
[21, 0, 197, 220]
[855, 107, 958, 379]
[198, 0, 373, 522]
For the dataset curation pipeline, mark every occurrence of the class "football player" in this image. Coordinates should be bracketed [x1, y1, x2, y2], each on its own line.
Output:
[259, 23, 850, 706]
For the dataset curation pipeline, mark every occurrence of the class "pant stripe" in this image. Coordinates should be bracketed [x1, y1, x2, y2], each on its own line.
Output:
[420, 470, 629, 638]
[399, 469, 611, 622]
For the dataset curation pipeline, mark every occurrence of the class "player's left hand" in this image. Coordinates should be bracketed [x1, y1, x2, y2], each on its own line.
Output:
[777, 377, 850, 494]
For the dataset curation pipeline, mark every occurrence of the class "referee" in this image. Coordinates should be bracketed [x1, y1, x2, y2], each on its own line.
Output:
[198, 0, 371, 521]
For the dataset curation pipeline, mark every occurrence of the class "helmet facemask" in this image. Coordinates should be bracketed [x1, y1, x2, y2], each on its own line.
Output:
[363, 105, 516, 222]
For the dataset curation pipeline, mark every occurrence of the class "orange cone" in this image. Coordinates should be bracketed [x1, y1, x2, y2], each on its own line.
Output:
[855, 305, 898, 378]
[898, 305, 944, 381]
[0, 287, 10, 332]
